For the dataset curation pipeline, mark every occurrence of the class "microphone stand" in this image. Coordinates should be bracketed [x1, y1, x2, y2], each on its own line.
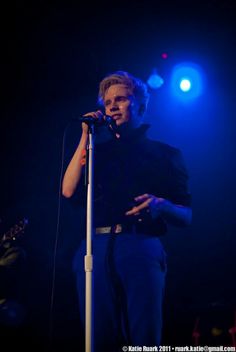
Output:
[81, 115, 119, 352]
[84, 122, 95, 352]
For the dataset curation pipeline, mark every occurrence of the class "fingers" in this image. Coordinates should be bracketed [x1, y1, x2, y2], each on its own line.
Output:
[83, 110, 104, 119]
[125, 204, 149, 216]
[134, 194, 151, 202]
[125, 194, 163, 219]
[125, 195, 153, 216]
[125, 206, 141, 216]
[82, 110, 104, 133]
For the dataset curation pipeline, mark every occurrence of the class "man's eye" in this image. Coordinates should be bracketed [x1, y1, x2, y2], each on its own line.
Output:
[117, 97, 127, 102]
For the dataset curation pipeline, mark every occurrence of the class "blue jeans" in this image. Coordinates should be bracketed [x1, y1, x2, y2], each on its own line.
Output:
[73, 233, 167, 352]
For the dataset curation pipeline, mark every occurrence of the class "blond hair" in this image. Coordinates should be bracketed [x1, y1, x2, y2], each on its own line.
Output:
[98, 71, 149, 112]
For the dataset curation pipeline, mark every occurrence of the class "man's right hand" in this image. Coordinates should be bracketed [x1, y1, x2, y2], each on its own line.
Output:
[82, 110, 104, 134]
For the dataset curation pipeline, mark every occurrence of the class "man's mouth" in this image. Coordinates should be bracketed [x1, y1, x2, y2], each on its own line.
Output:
[111, 114, 122, 120]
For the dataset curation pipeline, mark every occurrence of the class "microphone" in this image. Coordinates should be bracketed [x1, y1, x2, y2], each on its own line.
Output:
[75, 114, 120, 138]
[77, 115, 101, 124]
[76, 114, 111, 125]
[103, 115, 120, 139]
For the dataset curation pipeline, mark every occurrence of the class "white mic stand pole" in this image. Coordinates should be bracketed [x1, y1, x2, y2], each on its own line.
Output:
[81, 115, 119, 352]
[84, 122, 95, 352]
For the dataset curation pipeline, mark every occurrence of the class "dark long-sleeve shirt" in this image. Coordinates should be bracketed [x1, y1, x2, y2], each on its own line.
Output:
[76, 125, 191, 237]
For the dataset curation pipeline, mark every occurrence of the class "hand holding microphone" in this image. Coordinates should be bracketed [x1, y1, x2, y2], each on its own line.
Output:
[80, 110, 104, 134]
[79, 110, 120, 139]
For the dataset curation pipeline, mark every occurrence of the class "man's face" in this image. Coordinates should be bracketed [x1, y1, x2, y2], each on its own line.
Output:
[104, 84, 141, 128]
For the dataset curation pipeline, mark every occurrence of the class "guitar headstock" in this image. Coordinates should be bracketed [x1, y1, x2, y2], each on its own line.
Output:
[1, 218, 29, 243]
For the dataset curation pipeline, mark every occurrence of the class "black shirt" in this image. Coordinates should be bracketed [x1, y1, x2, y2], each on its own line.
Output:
[78, 125, 191, 237]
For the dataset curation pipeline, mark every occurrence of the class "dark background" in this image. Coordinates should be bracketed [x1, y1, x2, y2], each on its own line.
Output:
[0, 0, 235, 350]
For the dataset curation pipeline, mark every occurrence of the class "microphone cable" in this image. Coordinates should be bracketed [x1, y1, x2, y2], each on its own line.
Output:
[48, 121, 70, 348]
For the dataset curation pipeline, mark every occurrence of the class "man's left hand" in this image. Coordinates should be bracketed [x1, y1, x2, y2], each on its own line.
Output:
[125, 194, 166, 219]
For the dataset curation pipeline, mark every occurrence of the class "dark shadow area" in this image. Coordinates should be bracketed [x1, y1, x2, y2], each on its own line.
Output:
[0, 1, 236, 350]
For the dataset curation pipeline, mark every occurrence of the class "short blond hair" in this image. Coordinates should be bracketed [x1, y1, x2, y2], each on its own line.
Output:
[98, 71, 149, 112]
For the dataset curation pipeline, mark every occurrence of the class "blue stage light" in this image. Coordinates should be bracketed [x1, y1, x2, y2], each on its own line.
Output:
[180, 79, 191, 92]
[147, 70, 164, 89]
[171, 63, 203, 100]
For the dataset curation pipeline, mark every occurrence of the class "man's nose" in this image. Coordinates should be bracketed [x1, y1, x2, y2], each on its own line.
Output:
[110, 102, 119, 111]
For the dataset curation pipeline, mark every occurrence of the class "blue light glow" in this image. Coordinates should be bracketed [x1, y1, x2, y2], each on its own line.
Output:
[147, 71, 164, 89]
[171, 63, 203, 100]
[180, 79, 191, 92]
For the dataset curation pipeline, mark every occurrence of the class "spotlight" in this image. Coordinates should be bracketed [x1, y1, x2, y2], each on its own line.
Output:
[147, 69, 164, 89]
[180, 79, 191, 92]
[171, 62, 204, 100]
[161, 52, 168, 59]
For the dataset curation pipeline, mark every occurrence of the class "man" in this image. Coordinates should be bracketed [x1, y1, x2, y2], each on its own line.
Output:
[62, 71, 192, 351]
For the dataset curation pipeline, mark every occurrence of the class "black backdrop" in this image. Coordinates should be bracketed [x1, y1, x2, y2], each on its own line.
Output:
[0, 1, 236, 350]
